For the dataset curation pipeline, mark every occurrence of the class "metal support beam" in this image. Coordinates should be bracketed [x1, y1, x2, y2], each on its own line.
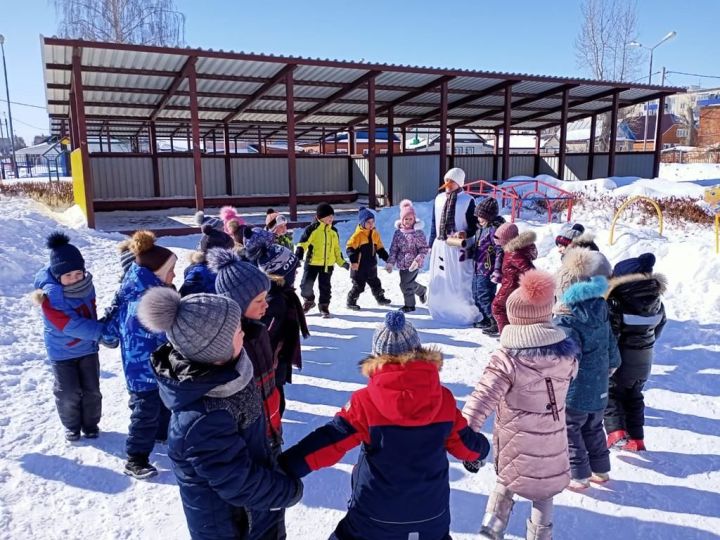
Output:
[587, 114, 596, 179]
[368, 76, 377, 209]
[188, 59, 204, 211]
[286, 70, 298, 220]
[608, 92, 620, 177]
[149, 122, 160, 196]
[295, 70, 379, 124]
[449, 128, 456, 168]
[400, 126, 406, 154]
[224, 123, 232, 195]
[492, 128, 499, 180]
[222, 64, 295, 124]
[502, 85, 512, 180]
[387, 108, 394, 206]
[150, 56, 196, 122]
[439, 80, 448, 182]
[653, 95, 666, 178]
[534, 129, 541, 177]
[71, 46, 95, 228]
[558, 88, 569, 180]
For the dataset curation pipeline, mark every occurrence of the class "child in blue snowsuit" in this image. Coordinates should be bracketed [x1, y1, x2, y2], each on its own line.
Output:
[104, 230, 177, 479]
[33, 232, 104, 442]
[471, 197, 505, 330]
[179, 223, 234, 297]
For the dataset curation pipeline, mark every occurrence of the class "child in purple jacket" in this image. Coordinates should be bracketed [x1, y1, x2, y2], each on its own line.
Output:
[386, 200, 429, 312]
[471, 197, 505, 331]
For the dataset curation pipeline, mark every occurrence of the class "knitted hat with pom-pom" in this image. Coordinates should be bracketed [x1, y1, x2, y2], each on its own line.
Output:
[358, 207, 375, 226]
[613, 252, 656, 277]
[501, 270, 568, 349]
[399, 199, 416, 221]
[494, 223, 519, 247]
[371, 310, 422, 356]
[47, 232, 85, 279]
[474, 197, 499, 221]
[129, 230, 176, 275]
[194, 210, 224, 232]
[138, 287, 241, 364]
[199, 223, 234, 253]
[207, 248, 270, 312]
[555, 223, 585, 248]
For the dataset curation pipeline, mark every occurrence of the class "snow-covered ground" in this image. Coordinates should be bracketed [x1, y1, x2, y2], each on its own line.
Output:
[1, 171, 719, 539]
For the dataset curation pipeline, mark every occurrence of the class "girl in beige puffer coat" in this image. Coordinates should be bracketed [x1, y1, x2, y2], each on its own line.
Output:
[463, 270, 579, 540]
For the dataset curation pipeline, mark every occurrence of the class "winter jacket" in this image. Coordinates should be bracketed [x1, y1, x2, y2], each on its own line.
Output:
[606, 273, 667, 383]
[262, 277, 309, 387]
[179, 253, 217, 297]
[553, 276, 622, 413]
[386, 220, 429, 271]
[346, 225, 389, 276]
[275, 234, 293, 251]
[151, 345, 301, 540]
[429, 190, 477, 245]
[242, 318, 283, 448]
[471, 216, 505, 278]
[295, 221, 346, 271]
[280, 349, 489, 540]
[33, 268, 102, 362]
[104, 263, 169, 393]
[492, 231, 537, 332]
[462, 339, 579, 501]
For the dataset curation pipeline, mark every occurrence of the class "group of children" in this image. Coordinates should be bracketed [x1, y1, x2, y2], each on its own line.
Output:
[33, 195, 666, 540]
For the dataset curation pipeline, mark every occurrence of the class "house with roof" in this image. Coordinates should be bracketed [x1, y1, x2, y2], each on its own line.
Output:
[405, 129, 492, 154]
[623, 113, 685, 150]
[698, 105, 720, 148]
[486, 134, 559, 154]
[302, 128, 400, 154]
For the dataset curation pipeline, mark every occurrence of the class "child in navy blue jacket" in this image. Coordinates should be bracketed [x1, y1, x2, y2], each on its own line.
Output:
[33, 232, 104, 442]
[179, 223, 234, 297]
[280, 311, 489, 540]
[139, 287, 303, 540]
[104, 230, 177, 479]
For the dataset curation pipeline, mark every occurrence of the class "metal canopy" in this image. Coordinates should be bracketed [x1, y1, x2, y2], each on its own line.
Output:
[42, 37, 682, 142]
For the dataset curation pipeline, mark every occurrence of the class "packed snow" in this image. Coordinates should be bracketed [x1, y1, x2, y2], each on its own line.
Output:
[1, 172, 719, 539]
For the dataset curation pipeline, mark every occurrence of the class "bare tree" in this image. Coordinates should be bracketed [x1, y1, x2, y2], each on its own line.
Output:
[52, 0, 185, 46]
[575, 0, 643, 150]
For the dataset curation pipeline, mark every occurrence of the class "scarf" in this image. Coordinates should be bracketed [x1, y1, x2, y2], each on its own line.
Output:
[438, 188, 459, 241]
[63, 272, 95, 299]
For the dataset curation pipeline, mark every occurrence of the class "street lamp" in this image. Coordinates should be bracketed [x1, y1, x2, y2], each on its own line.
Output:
[630, 31, 677, 151]
[0, 34, 18, 179]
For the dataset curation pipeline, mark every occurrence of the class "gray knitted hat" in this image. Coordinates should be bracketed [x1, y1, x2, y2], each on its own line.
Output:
[207, 248, 271, 312]
[372, 311, 422, 356]
[138, 287, 242, 364]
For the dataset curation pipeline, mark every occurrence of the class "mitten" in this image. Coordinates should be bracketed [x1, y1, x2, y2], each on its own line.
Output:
[408, 261, 419, 272]
[385, 263, 393, 273]
[100, 336, 119, 349]
[342, 262, 350, 271]
[463, 459, 485, 474]
[350, 263, 359, 272]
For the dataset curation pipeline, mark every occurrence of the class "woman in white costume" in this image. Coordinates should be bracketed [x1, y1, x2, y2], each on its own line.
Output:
[427, 167, 479, 325]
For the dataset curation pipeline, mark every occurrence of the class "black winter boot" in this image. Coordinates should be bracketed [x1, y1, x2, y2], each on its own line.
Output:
[319, 304, 331, 318]
[124, 455, 158, 480]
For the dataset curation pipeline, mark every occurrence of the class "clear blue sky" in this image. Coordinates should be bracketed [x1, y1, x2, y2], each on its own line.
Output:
[2, 0, 719, 143]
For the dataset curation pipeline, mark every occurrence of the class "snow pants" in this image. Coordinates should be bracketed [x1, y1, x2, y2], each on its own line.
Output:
[300, 264, 334, 306]
[51, 353, 102, 434]
[472, 273, 496, 320]
[348, 265, 385, 304]
[604, 376, 647, 440]
[566, 408, 610, 479]
[399, 268, 426, 308]
[126, 388, 170, 459]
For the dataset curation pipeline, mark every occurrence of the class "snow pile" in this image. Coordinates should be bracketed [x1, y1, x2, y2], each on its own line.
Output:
[659, 163, 720, 182]
[2, 183, 720, 539]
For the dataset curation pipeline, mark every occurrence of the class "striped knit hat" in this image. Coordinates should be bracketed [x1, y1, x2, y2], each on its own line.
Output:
[371, 311, 422, 356]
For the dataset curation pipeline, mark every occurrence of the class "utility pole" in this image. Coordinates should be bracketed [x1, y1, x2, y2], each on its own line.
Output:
[0, 35, 18, 178]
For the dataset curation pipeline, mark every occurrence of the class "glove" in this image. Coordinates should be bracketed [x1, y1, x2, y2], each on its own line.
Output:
[100, 336, 119, 349]
[385, 264, 393, 273]
[491, 271, 502, 284]
[350, 263, 359, 272]
[408, 261, 419, 272]
[342, 262, 350, 271]
[463, 459, 485, 474]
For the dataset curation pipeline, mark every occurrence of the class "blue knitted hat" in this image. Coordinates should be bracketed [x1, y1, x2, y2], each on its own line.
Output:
[358, 207, 375, 227]
[207, 248, 270, 312]
[47, 232, 85, 279]
[613, 253, 656, 277]
[371, 311, 422, 356]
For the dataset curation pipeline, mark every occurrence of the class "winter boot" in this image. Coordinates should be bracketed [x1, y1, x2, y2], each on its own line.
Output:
[375, 294, 392, 306]
[624, 439, 646, 452]
[401, 306, 416, 313]
[418, 289, 428, 304]
[526, 520, 553, 540]
[346, 292, 361, 311]
[302, 298, 316, 313]
[479, 487, 514, 539]
[474, 316, 492, 329]
[124, 455, 158, 480]
[607, 430, 628, 449]
[65, 430, 81, 442]
[590, 472, 610, 483]
[83, 429, 100, 439]
[568, 477, 590, 490]
[482, 318, 500, 337]
[319, 304, 331, 319]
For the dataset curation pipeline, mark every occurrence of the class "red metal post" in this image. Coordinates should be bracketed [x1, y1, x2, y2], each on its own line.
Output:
[68, 90, 79, 150]
[502, 86, 512, 180]
[558, 88, 569, 180]
[439, 79, 448, 183]
[321, 126, 326, 154]
[400, 126, 406, 154]
[533, 129, 541, 176]
[652, 95, 666, 178]
[286, 69, 298, 220]
[149, 121, 160, 197]
[188, 60, 205, 211]
[106, 123, 112, 152]
[224, 123, 232, 195]
[387, 107, 394, 206]
[348, 127, 356, 155]
[492, 127, 499, 181]
[608, 92, 619, 177]
[347, 127, 355, 191]
[71, 47, 96, 228]
[257, 126, 262, 153]
[368, 75, 377, 209]
[449, 128, 456, 169]
[588, 114, 596, 179]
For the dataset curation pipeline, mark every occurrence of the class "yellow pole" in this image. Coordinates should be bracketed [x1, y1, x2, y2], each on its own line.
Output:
[609, 196, 664, 246]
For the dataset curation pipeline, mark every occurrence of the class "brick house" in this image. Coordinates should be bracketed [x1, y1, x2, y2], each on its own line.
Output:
[624, 113, 685, 150]
[698, 105, 720, 148]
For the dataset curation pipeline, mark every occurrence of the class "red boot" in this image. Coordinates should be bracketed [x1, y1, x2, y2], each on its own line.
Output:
[624, 439, 646, 452]
[607, 430, 628, 449]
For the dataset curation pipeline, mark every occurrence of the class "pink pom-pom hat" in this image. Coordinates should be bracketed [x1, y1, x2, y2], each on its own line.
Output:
[506, 269, 556, 326]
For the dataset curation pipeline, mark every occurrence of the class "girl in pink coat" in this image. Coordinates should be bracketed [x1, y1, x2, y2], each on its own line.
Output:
[462, 270, 579, 540]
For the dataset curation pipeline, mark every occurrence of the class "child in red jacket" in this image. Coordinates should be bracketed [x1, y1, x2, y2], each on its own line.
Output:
[280, 311, 489, 540]
[488, 223, 537, 337]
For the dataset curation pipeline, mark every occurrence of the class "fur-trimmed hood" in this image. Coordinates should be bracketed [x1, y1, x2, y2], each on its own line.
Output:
[556, 248, 611, 295]
[360, 347, 442, 377]
[393, 218, 425, 231]
[561, 275, 608, 306]
[570, 231, 599, 250]
[189, 251, 206, 264]
[504, 230, 536, 253]
[606, 272, 667, 298]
